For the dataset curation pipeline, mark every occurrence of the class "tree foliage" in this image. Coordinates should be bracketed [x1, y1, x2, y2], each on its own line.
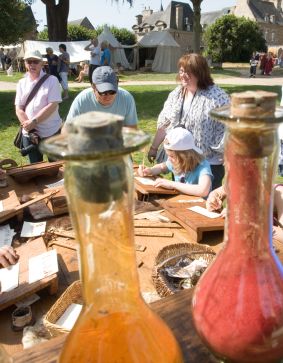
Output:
[203, 15, 267, 62]
[38, 24, 135, 45]
[0, 0, 35, 45]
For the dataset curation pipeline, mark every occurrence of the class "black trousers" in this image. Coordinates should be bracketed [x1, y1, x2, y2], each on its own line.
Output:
[210, 164, 225, 191]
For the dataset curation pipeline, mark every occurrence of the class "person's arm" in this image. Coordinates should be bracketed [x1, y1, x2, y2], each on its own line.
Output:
[22, 102, 59, 132]
[148, 127, 167, 162]
[0, 246, 19, 268]
[154, 174, 212, 198]
[206, 185, 227, 211]
[84, 42, 93, 51]
[138, 163, 168, 177]
[15, 106, 29, 125]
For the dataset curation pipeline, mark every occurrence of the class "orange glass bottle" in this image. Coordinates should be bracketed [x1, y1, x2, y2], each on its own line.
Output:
[41, 112, 183, 363]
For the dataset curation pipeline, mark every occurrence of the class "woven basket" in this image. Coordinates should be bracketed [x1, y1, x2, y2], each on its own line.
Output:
[152, 243, 216, 297]
[43, 280, 83, 337]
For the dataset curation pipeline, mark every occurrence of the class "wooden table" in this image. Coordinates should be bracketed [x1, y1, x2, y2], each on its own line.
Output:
[160, 195, 225, 242]
[11, 289, 218, 363]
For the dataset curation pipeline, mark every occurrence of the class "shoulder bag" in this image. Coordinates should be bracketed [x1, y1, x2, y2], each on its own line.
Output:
[14, 74, 50, 149]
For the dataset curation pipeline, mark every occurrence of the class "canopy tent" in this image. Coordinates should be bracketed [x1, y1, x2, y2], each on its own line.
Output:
[137, 31, 181, 73]
[97, 26, 130, 69]
[19, 40, 90, 63]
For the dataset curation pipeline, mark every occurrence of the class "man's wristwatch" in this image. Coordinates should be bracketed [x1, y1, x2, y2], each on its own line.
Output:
[32, 118, 38, 125]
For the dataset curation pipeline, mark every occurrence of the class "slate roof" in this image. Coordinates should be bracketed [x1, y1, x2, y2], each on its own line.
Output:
[138, 1, 194, 30]
[68, 17, 95, 29]
[201, 8, 233, 26]
[249, 0, 283, 24]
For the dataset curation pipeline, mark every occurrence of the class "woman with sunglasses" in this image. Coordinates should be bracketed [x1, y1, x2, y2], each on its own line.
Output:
[148, 53, 229, 190]
[15, 50, 62, 163]
[65, 66, 137, 128]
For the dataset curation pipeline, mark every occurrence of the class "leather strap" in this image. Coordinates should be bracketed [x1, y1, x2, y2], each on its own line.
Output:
[23, 74, 50, 111]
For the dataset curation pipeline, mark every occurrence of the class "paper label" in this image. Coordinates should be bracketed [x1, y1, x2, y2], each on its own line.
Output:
[135, 177, 156, 186]
[56, 303, 83, 330]
[0, 263, 19, 292]
[188, 205, 221, 219]
[0, 225, 16, 247]
[45, 179, 64, 188]
[28, 250, 58, 284]
[21, 221, 46, 238]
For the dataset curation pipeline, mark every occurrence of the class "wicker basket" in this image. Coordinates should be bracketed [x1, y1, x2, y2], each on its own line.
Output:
[152, 243, 216, 297]
[43, 280, 83, 337]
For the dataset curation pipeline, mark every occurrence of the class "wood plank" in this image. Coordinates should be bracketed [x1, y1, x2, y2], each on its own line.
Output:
[6, 161, 63, 183]
[0, 190, 21, 223]
[160, 195, 225, 243]
[11, 290, 217, 363]
[0, 238, 58, 311]
[134, 177, 180, 198]
[134, 220, 181, 228]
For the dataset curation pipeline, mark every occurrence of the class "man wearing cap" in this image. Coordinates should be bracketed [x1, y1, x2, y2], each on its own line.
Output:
[65, 66, 137, 128]
[15, 50, 62, 163]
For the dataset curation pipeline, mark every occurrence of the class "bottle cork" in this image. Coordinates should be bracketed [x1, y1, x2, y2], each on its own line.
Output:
[231, 91, 277, 118]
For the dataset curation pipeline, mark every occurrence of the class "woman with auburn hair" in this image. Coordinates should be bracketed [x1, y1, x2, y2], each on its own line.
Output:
[147, 53, 229, 190]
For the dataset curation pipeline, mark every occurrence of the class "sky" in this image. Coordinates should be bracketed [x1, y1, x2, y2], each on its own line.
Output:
[31, 0, 236, 32]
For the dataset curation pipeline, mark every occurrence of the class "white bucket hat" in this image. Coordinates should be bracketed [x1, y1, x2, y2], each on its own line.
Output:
[24, 50, 43, 61]
[164, 127, 203, 154]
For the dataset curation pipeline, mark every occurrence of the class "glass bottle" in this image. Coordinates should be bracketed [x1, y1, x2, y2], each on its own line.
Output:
[192, 91, 283, 363]
[41, 112, 183, 363]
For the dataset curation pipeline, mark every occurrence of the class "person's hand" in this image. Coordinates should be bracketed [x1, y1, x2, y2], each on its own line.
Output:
[148, 146, 158, 163]
[22, 119, 35, 132]
[0, 246, 19, 268]
[206, 187, 226, 212]
[138, 165, 151, 177]
[154, 178, 174, 190]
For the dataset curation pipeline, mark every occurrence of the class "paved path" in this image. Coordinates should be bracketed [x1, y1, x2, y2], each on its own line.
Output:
[0, 74, 282, 91]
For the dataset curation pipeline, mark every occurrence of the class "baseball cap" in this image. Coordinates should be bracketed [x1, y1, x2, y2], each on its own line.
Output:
[164, 127, 203, 154]
[92, 66, 118, 93]
[24, 50, 43, 61]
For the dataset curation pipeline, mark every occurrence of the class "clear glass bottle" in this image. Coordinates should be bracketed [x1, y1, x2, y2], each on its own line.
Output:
[192, 91, 283, 363]
[41, 112, 183, 363]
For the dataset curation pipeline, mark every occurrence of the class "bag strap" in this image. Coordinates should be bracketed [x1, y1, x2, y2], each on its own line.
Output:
[23, 74, 50, 111]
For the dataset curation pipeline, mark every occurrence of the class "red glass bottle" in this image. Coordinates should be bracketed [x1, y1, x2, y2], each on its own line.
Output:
[192, 91, 283, 363]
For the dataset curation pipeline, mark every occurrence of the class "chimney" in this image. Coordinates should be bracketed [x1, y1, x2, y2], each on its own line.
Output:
[176, 4, 184, 31]
[136, 14, 143, 25]
[142, 7, 153, 19]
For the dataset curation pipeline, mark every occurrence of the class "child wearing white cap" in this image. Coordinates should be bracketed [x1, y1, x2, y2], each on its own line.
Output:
[138, 127, 213, 198]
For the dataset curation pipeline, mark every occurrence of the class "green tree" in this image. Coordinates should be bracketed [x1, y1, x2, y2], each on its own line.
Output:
[203, 14, 267, 63]
[28, 0, 133, 42]
[0, 0, 35, 45]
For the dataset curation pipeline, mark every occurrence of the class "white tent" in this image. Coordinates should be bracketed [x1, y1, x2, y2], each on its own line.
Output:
[20, 40, 91, 63]
[97, 26, 130, 69]
[137, 31, 181, 73]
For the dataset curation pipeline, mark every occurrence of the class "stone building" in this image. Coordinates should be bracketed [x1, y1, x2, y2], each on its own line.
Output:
[201, 0, 283, 53]
[132, 1, 194, 54]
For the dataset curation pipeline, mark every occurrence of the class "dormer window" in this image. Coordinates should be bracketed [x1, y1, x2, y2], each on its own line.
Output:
[185, 17, 189, 25]
[270, 15, 275, 23]
[264, 15, 269, 22]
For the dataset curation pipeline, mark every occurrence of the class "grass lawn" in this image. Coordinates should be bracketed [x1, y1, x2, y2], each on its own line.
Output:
[0, 76, 282, 181]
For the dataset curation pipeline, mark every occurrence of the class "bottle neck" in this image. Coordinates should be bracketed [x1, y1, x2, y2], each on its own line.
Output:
[66, 157, 141, 307]
[224, 128, 278, 255]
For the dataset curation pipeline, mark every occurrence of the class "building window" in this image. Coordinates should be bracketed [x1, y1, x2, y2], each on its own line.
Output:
[264, 30, 268, 40]
[187, 24, 192, 31]
[264, 15, 269, 22]
[270, 15, 275, 23]
[271, 31, 275, 42]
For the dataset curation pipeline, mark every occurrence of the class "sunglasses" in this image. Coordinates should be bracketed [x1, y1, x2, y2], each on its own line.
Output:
[96, 90, 116, 96]
[26, 59, 41, 65]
